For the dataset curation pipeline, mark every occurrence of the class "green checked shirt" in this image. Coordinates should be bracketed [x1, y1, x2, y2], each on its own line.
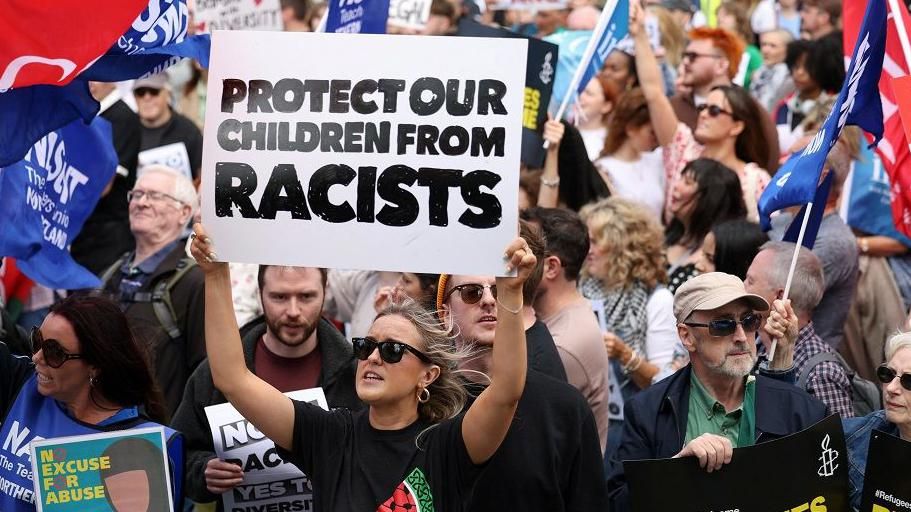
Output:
[684, 373, 756, 448]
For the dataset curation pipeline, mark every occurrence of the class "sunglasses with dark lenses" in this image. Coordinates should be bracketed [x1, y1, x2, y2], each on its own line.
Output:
[30, 327, 84, 369]
[352, 337, 432, 364]
[133, 87, 161, 98]
[696, 103, 737, 119]
[445, 283, 496, 305]
[876, 364, 911, 391]
[683, 313, 763, 337]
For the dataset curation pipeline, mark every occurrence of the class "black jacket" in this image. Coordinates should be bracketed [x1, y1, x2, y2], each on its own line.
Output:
[170, 316, 361, 505]
[100, 242, 205, 416]
[607, 364, 826, 512]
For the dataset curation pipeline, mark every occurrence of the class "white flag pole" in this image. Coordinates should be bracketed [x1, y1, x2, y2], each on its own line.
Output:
[768, 201, 814, 362]
[543, 0, 621, 148]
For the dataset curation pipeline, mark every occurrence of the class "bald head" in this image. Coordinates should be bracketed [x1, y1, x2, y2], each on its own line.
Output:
[568, 5, 600, 30]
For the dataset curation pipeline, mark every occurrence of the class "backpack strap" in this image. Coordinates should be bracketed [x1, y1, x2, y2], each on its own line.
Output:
[151, 257, 197, 340]
[797, 351, 852, 390]
[99, 252, 132, 289]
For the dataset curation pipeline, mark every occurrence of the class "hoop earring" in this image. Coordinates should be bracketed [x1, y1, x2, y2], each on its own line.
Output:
[418, 387, 430, 403]
[89, 375, 98, 388]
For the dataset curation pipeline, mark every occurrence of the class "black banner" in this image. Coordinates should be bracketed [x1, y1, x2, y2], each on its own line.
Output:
[859, 430, 911, 512]
[625, 415, 849, 512]
[455, 19, 557, 168]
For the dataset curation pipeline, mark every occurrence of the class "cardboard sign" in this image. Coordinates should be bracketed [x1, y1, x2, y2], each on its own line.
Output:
[205, 388, 328, 512]
[625, 415, 849, 512]
[30, 427, 174, 512]
[387, 0, 431, 30]
[859, 429, 911, 511]
[194, 0, 283, 32]
[455, 19, 557, 168]
[201, 31, 527, 276]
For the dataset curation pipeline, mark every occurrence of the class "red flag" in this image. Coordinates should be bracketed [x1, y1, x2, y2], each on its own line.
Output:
[0, 0, 148, 92]
[844, 0, 911, 237]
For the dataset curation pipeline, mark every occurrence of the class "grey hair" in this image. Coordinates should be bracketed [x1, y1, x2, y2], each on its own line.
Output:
[138, 164, 198, 217]
[757, 241, 825, 316]
[886, 331, 911, 361]
[374, 299, 475, 424]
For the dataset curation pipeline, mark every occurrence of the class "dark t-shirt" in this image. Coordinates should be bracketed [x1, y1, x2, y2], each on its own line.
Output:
[464, 370, 608, 511]
[139, 110, 203, 179]
[253, 337, 322, 392]
[526, 319, 568, 382]
[278, 401, 480, 511]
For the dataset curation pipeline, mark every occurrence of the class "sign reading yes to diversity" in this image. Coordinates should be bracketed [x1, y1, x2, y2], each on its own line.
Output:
[202, 32, 527, 276]
[30, 427, 173, 512]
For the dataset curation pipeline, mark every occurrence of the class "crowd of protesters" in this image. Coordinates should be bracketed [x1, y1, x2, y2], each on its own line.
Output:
[2, 0, 911, 511]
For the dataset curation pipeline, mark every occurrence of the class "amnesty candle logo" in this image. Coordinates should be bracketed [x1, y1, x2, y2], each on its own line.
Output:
[817, 434, 839, 477]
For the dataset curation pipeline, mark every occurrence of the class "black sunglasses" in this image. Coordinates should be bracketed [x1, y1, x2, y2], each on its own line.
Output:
[696, 103, 737, 119]
[30, 327, 84, 369]
[445, 283, 496, 305]
[133, 87, 161, 98]
[683, 313, 763, 337]
[876, 364, 911, 391]
[352, 336, 432, 364]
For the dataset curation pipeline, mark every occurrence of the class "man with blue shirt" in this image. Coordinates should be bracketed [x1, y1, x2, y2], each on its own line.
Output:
[100, 164, 204, 415]
[607, 272, 826, 512]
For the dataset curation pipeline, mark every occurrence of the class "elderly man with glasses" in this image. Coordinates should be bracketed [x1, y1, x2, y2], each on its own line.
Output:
[607, 272, 826, 512]
[99, 164, 205, 416]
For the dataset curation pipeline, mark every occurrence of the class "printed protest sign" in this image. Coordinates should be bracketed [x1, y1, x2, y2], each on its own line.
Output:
[625, 415, 849, 512]
[201, 31, 527, 276]
[590, 298, 624, 422]
[326, 0, 391, 33]
[194, 0, 283, 32]
[455, 19, 557, 168]
[30, 427, 173, 512]
[388, 0, 431, 30]
[859, 430, 911, 511]
[138, 142, 193, 179]
[205, 388, 328, 512]
[490, 0, 567, 10]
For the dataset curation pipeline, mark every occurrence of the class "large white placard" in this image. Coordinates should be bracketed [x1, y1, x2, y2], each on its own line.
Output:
[194, 0, 283, 32]
[204, 388, 328, 512]
[201, 31, 527, 276]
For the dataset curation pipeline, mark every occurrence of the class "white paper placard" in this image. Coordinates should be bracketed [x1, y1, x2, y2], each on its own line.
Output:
[201, 31, 527, 276]
[204, 388, 328, 512]
[194, 0, 283, 32]
[388, 0, 432, 30]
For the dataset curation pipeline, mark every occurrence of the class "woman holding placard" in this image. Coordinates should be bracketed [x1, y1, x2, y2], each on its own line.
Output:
[0, 294, 183, 512]
[843, 333, 911, 510]
[188, 223, 534, 511]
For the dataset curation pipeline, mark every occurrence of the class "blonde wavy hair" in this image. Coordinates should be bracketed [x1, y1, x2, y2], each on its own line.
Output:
[374, 299, 470, 424]
[580, 197, 668, 289]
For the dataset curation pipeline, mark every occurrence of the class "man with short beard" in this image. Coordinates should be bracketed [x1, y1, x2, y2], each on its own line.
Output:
[607, 272, 826, 512]
[171, 265, 361, 509]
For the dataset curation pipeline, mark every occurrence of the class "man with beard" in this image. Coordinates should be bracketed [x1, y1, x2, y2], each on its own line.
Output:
[171, 265, 360, 508]
[606, 272, 826, 512]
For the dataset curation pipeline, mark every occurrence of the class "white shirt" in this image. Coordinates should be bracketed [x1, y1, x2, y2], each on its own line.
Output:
[579, 127, 607, 162]
[594, 150, 666, 221]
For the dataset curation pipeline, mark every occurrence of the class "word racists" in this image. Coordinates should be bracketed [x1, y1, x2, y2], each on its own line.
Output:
[201, 32, 527, 275]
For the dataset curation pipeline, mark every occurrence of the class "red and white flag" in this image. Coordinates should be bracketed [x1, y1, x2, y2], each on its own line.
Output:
[0, 0, 148, 92]
[844, 0, 911, 237]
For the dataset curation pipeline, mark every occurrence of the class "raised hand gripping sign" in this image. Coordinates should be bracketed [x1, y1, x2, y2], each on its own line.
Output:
[201, 32, 527, 276]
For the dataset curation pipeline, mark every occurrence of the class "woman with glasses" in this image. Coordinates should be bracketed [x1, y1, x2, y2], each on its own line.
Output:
[188, 224, 535, 511]
[629, 2, 772, 223]
[0, 295, 182, 512]
[843, 332, 911, 511]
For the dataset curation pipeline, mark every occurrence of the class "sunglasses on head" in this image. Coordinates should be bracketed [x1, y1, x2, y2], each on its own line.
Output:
[696, 103, 737, 119]
[683, 313, 762, 337]
[133, 87, 161, 98]
[352, 336, 432, 364]
[876, 364, 911, 391]
[445, 283, 496, 305]
[30, 327, 84, 369]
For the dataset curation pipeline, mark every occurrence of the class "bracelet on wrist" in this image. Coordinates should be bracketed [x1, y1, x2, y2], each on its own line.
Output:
[496, 297, 521, 315]
[623, 352, 643, 374]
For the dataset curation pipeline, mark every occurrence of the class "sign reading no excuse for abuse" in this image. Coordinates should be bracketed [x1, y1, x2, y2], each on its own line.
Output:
[201, 32, 528, 276]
